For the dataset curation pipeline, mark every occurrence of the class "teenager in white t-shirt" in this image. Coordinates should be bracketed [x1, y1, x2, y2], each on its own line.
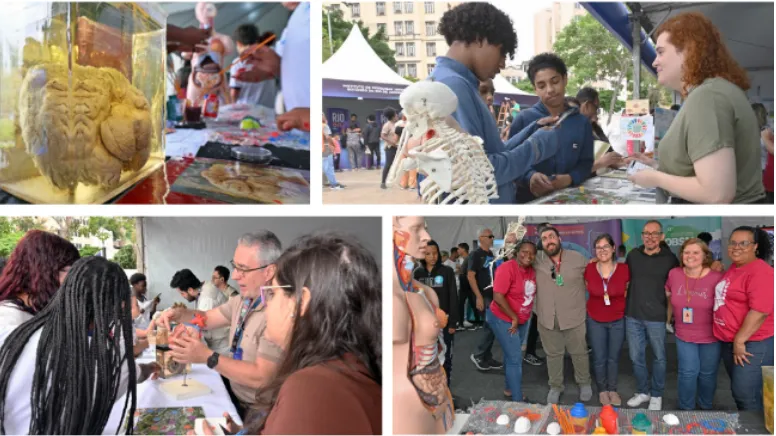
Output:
[0, 257, 160, 435]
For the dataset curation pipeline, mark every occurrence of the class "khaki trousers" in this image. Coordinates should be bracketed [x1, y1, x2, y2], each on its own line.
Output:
[537, 317, 591, 390]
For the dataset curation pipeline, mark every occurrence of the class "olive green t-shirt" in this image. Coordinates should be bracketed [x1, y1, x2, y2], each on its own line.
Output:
[657, 77, 764, 203]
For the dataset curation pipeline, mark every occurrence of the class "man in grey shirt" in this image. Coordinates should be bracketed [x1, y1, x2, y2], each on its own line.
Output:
[534, 226, 592, 403]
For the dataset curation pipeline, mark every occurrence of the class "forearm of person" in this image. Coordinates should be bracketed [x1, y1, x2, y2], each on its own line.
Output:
[493, 293, 518, 321]
[467, 272, 482, 299]
[654, 148, 736, 203]
[214, 356, 276, 389]
[568, 137, 594, 185]
[734, 310, 769, 344]
[505, 121, 540, 151]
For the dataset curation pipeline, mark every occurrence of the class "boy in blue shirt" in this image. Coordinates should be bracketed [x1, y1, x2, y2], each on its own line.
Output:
[508, 53, 594, 203]
[429, 3, 559, 204]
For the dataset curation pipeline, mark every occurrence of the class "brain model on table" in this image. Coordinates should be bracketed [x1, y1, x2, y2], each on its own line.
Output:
[18, 62, 152, 190]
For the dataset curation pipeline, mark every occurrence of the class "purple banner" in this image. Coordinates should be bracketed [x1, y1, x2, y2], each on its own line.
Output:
[326, 108, 349, 135]
[524, 220, 622, 259]
[323, 79, 407, 100]
[493, 92, 540, 107]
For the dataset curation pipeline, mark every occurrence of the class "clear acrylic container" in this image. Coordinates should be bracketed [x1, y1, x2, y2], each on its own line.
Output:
[0, 2, 167, 203]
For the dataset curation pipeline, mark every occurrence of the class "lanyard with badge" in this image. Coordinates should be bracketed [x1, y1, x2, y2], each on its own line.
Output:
[683, 273, 697, 324]
[551, 254, 563, 286]
[597, 262, 617, 306]
[230, 297, 262, 361]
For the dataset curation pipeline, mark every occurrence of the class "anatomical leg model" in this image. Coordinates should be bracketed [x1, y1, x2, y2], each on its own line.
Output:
[393, 216, 454, 435]
[387, 81, 498, 204]
[19, 62, 152, 191]
[485, 218, 527, 291]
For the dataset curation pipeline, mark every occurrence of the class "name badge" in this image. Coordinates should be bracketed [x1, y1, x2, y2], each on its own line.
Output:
[682, 307, 693, 324]
[603, 293, 611, 306]
[233, 347, 243, 361]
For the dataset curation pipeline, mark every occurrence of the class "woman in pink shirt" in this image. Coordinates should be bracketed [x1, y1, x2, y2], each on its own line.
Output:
[713, 226, 774, 411]
[487, 240, 537, 401]
[665, 238, 724, 410]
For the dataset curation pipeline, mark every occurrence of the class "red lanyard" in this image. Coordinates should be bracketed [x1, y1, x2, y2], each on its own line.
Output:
[684, 269, 705, 304]
[598, 263, 617, 294]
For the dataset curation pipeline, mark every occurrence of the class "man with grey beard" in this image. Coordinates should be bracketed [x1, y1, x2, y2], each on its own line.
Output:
[534, 226, 592, 404]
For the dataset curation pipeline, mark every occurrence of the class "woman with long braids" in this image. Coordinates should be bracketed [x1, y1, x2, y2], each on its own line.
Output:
[0, 230, 80, 325]
[713, 226, 774, 411]
[0, 256, 161, 434]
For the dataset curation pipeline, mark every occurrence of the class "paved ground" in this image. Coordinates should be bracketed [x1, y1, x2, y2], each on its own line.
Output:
[322, 168, 420, 204]
[449, 325, 740, 413]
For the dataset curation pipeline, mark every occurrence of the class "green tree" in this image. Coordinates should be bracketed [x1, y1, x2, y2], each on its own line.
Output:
[12, 217, 42, 233]
[79, 245, 101, 257]
[514, 78, 536, 94]
[112, 245, 136, 269]
[404, 76, 419, 83]
[0, 232, 25, 257]
[322, 8, 396, 69]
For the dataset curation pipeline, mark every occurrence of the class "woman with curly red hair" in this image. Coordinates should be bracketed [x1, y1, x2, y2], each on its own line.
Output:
[628, 12, 766, 204]
[0, 230, 80, 325]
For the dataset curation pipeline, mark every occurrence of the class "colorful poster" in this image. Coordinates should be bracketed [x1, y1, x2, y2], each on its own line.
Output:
[326, 108, 349, 135]
[524, 220, 622, 259]
[622, 217, 723, 259]
[620, 115, 655, 155]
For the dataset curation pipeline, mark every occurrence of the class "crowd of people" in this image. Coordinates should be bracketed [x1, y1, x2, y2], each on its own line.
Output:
[0, 229, 381, 435]
[325, 2, 773, 204]
[415, 220, 773, 413]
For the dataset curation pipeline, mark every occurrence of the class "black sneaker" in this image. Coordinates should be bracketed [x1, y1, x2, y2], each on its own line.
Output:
[380, 183, 387, 189]
[523, 353, 544, 366]
[470, 354, 491, 371]
[487, 357, 503, 369]
[337, 183, 346, 189]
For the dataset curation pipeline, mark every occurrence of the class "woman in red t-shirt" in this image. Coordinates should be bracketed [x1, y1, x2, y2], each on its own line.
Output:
[488, 240, 537, 402]
[584, 234, 629, 406]
[713, 226, 774, 411]
[665, 238, 724, 410]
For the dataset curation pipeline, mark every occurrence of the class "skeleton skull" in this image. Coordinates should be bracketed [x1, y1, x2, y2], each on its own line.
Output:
[388, 80, 498, 204]
[19, 62, 152, 190]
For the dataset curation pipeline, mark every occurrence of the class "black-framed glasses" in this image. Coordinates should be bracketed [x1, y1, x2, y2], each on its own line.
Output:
[230, 260, 271, 275]
[550, 264, 556, 280]
[595, 245, 612, 252]
[481, 235, 494, 239]
[728, 241, 755, 249]
[641, 231, 663, 238]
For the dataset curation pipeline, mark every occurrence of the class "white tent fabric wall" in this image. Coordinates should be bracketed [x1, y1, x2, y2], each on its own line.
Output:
[492, 74, 536, 98]
[426, 216, 773, 266]
[322, 25, 411, 86]
[141, 217, 381, 310]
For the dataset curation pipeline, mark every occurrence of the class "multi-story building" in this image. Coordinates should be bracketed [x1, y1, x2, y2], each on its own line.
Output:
[327, 1, 462, 80]
[533, 2, 586, 55]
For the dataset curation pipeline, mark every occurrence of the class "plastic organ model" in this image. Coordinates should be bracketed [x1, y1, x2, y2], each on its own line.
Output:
[387, 81, 498, 204]
[18, 62, 152, 190]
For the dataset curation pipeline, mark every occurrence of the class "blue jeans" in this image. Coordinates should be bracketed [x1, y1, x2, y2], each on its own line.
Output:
[587, 317, 625, 392]
[474, 297, 495, 360]
[488, 309, 529, 401]
[323, 154, 338, 186]
[626, 317, 666, 397]
[675, 338, 721, 410]
[721, 336, 774, 411]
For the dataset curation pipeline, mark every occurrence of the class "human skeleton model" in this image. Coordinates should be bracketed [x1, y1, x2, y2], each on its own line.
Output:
[484, 218, 528, 291]
[386, 81, 498, 204]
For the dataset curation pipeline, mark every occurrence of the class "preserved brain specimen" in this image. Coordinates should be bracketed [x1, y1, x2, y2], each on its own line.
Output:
[18, 62, 152, 190]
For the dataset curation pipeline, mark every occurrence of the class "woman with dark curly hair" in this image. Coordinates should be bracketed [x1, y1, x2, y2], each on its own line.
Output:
[628, 12, 766, 204]
[0, 230, 80, 325]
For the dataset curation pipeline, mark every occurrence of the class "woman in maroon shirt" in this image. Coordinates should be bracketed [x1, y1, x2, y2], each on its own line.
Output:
[584, 234, 630, 406]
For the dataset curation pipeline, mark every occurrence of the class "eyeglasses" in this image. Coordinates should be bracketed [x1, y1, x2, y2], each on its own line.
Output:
[641, 232, 663, 238]
[260, 285, 292, 303]
[230, 260, 271, 275]
[550, 264, 556, 280]
[480, 235, 494, 239]
[595, 245, 612, 251]
[728, 241, 755, 249]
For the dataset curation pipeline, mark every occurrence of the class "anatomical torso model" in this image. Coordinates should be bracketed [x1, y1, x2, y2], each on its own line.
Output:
[387, 81, 498, 204]
[393, 216, 454, 435]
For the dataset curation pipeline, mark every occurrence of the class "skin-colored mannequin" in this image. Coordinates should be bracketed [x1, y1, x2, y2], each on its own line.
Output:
[393, 216, 453, 435]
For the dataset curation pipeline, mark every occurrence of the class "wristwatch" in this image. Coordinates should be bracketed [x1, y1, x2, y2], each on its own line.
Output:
[206, 352, 220, 369]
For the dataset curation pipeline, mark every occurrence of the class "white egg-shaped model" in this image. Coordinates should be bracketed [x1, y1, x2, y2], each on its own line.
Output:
[514, 416, 531, 434]
[546, 422, 561, 435]
[663, 414, 680, 426]
[496, 414, 510, 426]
